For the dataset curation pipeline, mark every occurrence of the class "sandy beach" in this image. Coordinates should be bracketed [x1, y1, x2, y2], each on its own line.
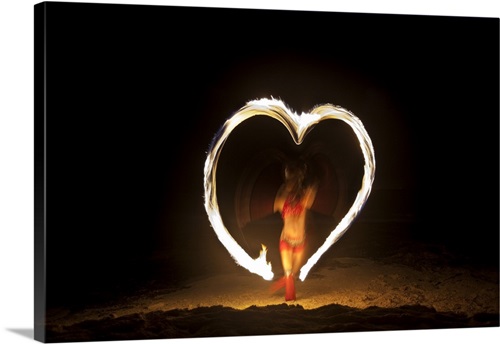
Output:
[44, 222, 499, 342]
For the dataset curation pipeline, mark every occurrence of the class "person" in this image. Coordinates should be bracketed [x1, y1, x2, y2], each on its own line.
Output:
[270, 158, 318, 301]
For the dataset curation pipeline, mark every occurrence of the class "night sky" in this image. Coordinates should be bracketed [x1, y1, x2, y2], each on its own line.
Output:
[36, 3, 499, 308]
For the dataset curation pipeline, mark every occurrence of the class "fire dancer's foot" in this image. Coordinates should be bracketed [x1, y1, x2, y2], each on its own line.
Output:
[269, 276, 286, 293]
[285, 274, 296, 301]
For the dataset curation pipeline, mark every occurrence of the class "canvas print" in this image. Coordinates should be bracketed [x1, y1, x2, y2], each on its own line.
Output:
[34, 2, 499, 343]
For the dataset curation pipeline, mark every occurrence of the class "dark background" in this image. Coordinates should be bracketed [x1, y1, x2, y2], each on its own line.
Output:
[36, 2, 498, 309]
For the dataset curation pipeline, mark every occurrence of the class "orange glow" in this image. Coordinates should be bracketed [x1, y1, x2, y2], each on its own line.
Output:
[204, 97, 375, 281]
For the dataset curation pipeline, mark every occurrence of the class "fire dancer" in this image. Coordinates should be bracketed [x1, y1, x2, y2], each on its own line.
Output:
[270, 158, 318, 301]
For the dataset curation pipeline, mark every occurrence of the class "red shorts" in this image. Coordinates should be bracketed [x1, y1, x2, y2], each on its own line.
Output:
[279, 239, 306, 253]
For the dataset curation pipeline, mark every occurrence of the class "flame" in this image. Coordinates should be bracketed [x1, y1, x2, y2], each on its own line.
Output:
[204, 97, 375, 281]
[257, 244, 272, 267]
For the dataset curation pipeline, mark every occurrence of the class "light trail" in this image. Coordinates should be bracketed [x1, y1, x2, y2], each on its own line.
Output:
[203, 97, 376, 281]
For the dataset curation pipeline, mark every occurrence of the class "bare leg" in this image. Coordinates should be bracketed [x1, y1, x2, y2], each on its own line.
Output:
[292, 249, 305, 276]
[270, 246, 292, 293]
[280, 248, 293, 277]
[281, 248, 296, 301]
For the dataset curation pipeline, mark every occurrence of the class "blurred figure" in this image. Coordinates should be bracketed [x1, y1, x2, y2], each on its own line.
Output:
[270, 158, 318, 301]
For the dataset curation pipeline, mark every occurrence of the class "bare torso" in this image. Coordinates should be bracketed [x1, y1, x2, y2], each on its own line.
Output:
[274, 184, 318, 244]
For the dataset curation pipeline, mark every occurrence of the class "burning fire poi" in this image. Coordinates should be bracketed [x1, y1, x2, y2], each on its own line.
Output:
[204, 98, 376, 281]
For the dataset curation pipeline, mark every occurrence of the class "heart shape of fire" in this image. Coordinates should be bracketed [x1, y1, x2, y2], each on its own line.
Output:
[204, 98, 375, 281]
